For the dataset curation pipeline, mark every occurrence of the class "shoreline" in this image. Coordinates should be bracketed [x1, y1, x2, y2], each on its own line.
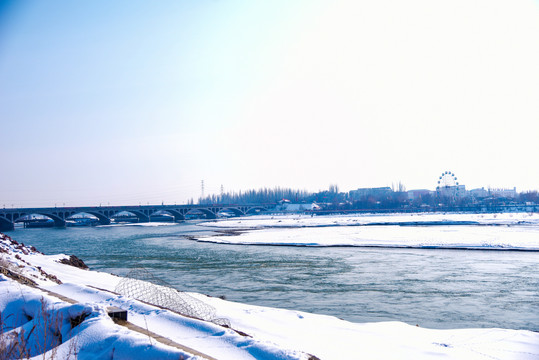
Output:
[1, 230, 539, 359]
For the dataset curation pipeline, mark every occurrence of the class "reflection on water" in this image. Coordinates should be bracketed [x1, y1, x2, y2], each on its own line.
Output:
[7, 223, 539, 331]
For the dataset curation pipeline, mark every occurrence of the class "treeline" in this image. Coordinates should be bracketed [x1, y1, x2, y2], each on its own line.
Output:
[198, 187, 314, 205]
[196, 185, 539, 212]
[519, 191, 539, 203]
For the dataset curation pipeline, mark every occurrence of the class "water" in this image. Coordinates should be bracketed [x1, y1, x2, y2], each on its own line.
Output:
[6, 223, 538, 331]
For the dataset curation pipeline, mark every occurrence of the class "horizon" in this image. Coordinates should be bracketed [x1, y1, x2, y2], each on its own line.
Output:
[1, 178, 534, 209]
[1, 1, 538, 208]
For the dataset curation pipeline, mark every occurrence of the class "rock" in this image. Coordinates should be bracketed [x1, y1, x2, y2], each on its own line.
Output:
[59, 255, 89, 269]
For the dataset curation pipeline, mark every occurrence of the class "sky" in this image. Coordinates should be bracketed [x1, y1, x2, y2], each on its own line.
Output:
[1, 0, 538, 207]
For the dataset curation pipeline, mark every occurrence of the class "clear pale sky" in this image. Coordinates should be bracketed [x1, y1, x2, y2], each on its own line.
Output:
[1, 0, 538, 207]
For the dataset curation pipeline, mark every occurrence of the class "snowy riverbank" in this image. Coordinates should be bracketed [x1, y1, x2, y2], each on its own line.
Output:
[1, 231, 538, 359]
[200, 212, 539, 229]
[196, 212, 539, 250]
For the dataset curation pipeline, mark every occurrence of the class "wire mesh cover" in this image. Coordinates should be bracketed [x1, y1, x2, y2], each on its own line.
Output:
[115, 268, 230, 327]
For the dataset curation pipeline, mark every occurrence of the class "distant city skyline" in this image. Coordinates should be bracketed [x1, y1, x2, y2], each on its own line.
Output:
[0, 169, 531, 208]
[1, 1, 538, 207]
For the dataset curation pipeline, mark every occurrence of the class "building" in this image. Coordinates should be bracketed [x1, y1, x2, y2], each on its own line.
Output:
[276, 200, 321, 211]
[407, 189, 434, 201]
[468, 187, 489, 199]
[349, 187, 392, 200]
[488, 187, 517, 199]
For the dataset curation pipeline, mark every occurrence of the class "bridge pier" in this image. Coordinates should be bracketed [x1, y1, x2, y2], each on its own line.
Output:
[100, 218, 111, 225]
[166, 210, 185, 222]
[130, 211, 149, 223]
[0, 221, 14, 231]
[53, 219, 66, 228]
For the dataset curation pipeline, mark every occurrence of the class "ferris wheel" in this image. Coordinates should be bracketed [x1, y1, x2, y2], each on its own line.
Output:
[437, 171, 459, 188]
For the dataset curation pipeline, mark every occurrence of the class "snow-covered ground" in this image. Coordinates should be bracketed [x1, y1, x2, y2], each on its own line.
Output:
[1, 227, 539, 359]
[200, 212, 539, 229]
[196, 212, 539, 250]
[195, 224, 539, 250]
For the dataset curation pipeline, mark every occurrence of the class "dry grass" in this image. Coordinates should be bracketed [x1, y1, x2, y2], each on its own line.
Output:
[0, 296, 80, 359]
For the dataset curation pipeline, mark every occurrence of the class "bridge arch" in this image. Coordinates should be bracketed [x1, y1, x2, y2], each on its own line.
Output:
[245, 206, 269, 215]
[11, 212, 66, 228]
[185, 208, 218, 219]
[67, 211, 111, 226]
[82, 211, 110, 225]
[34, 213, 65, 227]
[217, 207, 245, 217]
[166, 209, 185, 221]
[2, 212, 27, 224]
[149, 210, 176, 222]
[127, 210, 150, 223]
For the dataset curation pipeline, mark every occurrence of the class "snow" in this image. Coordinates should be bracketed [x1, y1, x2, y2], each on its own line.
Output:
[1, 223, 539, 359]
[200, 212, 539, 229]
[196, 212, 539, 250]
[194, 224, 539, 250]
[0, 279, 198, 360]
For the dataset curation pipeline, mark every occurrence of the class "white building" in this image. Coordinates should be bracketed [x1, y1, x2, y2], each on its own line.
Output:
[489, 187, 517, 198]
[468, 187, 489, 199]
[276, 202, 321, 211]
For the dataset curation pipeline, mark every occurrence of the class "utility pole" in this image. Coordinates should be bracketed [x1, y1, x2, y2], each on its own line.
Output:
[201, 180, 205, 200]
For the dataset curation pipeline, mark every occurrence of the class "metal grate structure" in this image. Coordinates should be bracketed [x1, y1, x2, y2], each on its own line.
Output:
[115, 268, 230, 327]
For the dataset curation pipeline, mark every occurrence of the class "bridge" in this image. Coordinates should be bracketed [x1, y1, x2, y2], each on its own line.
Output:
[0, 204, 272, 231]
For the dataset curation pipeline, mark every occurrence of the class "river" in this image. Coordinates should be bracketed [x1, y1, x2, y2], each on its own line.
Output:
[5, 221, 538, 331]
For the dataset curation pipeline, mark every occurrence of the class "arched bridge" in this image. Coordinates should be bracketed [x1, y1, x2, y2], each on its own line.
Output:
[0, 204, 272, 231]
